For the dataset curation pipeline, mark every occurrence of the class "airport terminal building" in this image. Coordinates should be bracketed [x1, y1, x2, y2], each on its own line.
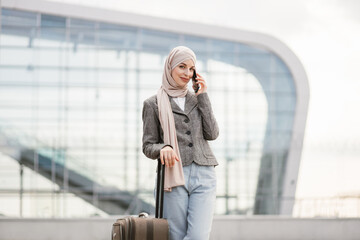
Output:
[0, 0, 309, 217]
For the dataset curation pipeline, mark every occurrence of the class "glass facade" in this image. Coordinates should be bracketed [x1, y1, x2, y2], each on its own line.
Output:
[0, 8, 296, 217]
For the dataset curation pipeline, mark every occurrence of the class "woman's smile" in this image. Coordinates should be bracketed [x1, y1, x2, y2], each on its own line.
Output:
[180, 77, 190, 82]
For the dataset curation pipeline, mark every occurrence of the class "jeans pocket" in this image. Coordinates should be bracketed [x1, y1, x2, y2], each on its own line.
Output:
[199, 165, 217, 183]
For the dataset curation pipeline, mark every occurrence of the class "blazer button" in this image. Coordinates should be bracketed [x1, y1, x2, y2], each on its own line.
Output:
[186, 131, 191, 135]
[184, 119, 190, 123]
[188, 143, 193, 147]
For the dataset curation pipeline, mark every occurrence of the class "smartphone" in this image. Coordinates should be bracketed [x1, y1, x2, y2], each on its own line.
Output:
[192, 69, 199, 93]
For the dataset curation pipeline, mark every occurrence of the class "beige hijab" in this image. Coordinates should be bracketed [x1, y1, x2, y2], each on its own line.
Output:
[157, 46, 196, 191]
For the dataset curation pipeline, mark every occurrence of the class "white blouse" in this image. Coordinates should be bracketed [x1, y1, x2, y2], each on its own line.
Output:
[172, 97, 186, 111]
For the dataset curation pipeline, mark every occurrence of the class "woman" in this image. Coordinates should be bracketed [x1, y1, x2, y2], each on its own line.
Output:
[142, 46, 219, 240]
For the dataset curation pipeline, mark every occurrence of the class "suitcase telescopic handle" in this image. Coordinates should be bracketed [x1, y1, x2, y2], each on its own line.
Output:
[155, 159, 165, 218]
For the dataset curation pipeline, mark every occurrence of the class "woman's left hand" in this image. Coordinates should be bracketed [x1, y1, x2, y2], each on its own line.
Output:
[193, 73, 207, 96]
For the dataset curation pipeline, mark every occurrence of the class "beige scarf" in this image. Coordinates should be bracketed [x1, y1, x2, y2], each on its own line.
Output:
[157, 46, 196, 191]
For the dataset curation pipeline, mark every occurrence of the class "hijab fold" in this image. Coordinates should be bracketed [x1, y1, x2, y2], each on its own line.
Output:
[157, 46, 196, 191]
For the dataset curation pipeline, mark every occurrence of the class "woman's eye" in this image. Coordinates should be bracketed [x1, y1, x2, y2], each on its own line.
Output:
[179, 65, 185, 68]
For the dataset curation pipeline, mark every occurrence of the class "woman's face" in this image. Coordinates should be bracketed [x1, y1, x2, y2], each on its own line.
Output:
[171, 59, 195, 88]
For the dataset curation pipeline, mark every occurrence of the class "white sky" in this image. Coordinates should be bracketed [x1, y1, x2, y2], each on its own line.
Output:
[47, 0, 360, 199]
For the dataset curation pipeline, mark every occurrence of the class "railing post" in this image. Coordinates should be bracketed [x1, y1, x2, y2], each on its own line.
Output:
[19, 162, 24, 217]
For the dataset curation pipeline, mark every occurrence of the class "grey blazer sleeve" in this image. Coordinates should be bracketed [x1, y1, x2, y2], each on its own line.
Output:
[197, 92, 219, 140]
[142, 99, 169, 160]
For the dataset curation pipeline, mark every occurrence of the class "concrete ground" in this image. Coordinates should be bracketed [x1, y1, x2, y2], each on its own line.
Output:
[0, 216, 359, 240]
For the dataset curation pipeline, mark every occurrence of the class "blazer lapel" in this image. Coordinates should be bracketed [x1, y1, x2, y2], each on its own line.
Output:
[168, 92, 198, 116]
[169, 95, 185, 115]
[184, 92, 198, 115]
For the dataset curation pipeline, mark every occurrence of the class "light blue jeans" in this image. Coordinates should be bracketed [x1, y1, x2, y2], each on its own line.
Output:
[156, 162, 217, 240]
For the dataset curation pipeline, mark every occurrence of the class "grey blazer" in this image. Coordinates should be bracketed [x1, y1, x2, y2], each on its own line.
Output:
[142, 92, 219, 166]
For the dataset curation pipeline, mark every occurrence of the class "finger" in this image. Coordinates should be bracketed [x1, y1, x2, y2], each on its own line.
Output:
[175, 154, 180, 162]
[172, 152, 177, 166]
[196, 75, 206, 83]
[164, 153, 169, 167]
[197, 79, 207, 89]
[167, 152, 173, 167]
[172, 154, 177, 165]
[160, 151, 165, 165]
[197, 81, 205, 89]
[196, 78, 205, 84]
[169, 158, 174, 167]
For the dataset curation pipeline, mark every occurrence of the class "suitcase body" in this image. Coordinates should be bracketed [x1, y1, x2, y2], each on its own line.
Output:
[112, 214, 169, 240]
[112, 160, 169, 240]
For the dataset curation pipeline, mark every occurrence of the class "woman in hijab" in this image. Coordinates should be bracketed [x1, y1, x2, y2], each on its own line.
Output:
[142, 46, 219, 240]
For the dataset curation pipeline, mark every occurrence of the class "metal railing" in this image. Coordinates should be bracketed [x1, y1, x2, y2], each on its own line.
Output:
[293, 195, 360, 218]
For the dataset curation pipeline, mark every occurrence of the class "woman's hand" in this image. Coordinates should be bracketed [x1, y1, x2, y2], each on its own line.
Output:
[160, 146, 180, 167]
[193, 73, 207, 96]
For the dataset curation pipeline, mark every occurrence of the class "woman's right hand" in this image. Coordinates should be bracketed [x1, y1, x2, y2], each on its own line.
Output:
[160, 146, 180, 167]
